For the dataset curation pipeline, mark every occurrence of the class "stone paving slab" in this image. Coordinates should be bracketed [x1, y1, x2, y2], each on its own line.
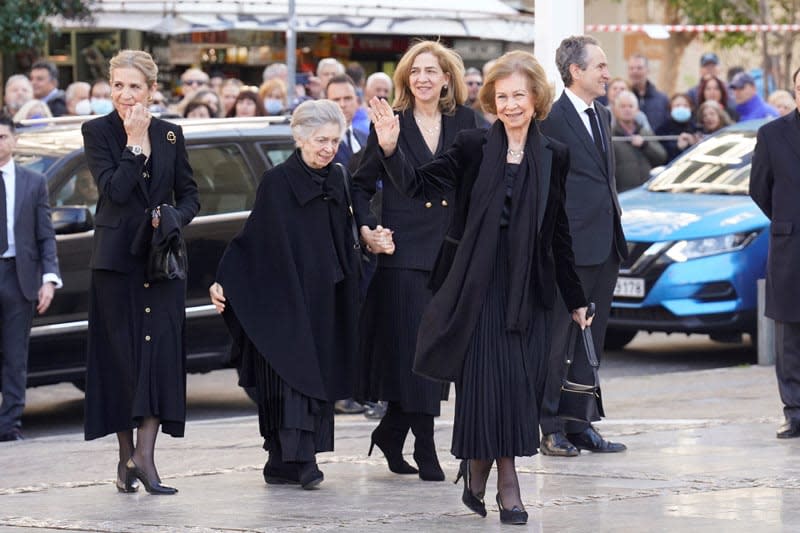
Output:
[2, 365, 799, 532]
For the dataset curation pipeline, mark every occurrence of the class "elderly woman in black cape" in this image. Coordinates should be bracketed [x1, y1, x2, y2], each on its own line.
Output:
[209, 99, 374, 489]
[368, 50, 591, 525]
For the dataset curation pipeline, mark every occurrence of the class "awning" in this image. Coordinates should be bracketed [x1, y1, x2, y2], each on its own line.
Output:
[50, 0, 536, 43]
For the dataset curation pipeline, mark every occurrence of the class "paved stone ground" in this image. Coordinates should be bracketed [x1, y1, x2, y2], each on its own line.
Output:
[1, 364, 799, 532]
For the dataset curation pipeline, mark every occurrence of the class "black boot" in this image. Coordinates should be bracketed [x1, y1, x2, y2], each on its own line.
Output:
[368, 404, 418, 475]
[263, 438, 300, 485]
[409, 413, 445, 481]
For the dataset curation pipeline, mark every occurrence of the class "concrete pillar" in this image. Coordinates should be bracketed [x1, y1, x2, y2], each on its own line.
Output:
[534, 0, 584, 95]
[757, 278, 776, 365]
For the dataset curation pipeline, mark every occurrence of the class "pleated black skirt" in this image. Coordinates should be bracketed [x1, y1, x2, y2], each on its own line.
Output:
[451, 229, 550, 460]
[84, 267, 187, 440]
[244, 339, 334, 463]
[358, 267, 449, 416]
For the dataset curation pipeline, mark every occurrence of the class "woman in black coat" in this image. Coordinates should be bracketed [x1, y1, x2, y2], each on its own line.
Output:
[351, 40, 479, 482]
[209, 100, 361, 489]
[368, 51, 591, 525]
[82, 50, 200, 495]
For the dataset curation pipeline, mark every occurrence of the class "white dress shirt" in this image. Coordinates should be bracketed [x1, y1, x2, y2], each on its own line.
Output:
[1, 159, 63, 288]
[564, 88, 604, 144]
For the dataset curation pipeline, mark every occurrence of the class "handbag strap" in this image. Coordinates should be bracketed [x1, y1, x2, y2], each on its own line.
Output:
[562, 323, 600, 387]
[335, 162, 362, 252]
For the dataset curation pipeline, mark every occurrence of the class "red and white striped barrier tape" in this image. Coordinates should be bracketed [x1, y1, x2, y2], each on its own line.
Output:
[586, 24, 800, 33]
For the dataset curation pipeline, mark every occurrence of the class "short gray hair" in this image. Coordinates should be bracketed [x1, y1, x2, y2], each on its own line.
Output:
[366, 72, 392, 90]
[263, 63, 288, 82]
[316, 58, 345, 77]
[291, 99, 346, 145]
[555, 35, 600, 87]
[614, 90, 638, 109]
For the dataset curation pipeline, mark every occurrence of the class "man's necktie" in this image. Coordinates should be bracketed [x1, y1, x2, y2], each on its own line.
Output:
[0, 170, 8, 254]
[585, 107, 606, 157]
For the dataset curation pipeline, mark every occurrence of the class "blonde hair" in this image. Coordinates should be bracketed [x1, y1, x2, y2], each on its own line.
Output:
[109, 50, 158, 87]
[259, 79, 288, 106]
[479, 50, 553, 121]
[13, 99, 53, 122]
[392, 40, 467, 115]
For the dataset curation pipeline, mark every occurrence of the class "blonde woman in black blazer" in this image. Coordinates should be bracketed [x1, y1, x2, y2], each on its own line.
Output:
[82, 50, 199, 495]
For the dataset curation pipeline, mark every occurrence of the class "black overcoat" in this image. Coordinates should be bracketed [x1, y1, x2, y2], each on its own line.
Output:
[382, 124, 587, 382]
[216, 151, 361, 401]
[750, 111, 800, 322]
[351, 105, 479, 271]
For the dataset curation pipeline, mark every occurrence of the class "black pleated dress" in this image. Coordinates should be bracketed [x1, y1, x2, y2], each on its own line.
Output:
[451, 164, 550, 460]
[85, 159, 187, 440]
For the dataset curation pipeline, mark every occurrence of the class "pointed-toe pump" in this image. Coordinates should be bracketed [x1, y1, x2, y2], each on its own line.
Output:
[115, 461, 139, 493]
[454, 460, 487, 517]
[496, 493, 528, 525]
[126, 458, 178, 495]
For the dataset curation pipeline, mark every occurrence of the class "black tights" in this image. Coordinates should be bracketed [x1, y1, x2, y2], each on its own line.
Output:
[116, 416, 162, 483]
[468, 457, 523, 510]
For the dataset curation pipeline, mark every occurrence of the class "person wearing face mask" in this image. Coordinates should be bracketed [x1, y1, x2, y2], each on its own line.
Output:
[259, 79, 288, 116]
[65, 82, 91, 116]
[656, 93, 701, 162]
[90, 80, 114, 115]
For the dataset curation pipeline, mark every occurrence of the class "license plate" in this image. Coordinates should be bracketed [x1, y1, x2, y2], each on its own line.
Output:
[614, 277, 645, 298]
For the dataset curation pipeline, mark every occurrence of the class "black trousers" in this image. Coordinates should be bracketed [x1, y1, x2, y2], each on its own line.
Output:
[540, 250, 619, 436]
[0, 259, 34, 434]
[776, 321, 800, 422]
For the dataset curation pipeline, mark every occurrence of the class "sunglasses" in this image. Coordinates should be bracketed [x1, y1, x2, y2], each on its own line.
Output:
[466, 81, 483, 86]
[184, 79, 207, 86]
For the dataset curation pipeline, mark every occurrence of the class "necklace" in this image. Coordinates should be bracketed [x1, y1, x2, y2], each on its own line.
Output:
[414, 113, 441, 135]
[507, 147, 524, 159]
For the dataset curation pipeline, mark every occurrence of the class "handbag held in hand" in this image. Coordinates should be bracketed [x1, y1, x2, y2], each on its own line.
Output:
[557, 303, 605, 423]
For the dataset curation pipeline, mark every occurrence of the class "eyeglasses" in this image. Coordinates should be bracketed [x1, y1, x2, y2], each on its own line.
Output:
[466, 81, 483, 86]
[183, 79, 207, 86]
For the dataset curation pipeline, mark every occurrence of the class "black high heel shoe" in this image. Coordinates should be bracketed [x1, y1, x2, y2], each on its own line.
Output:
[126, 458, 178, 495]
[115, 461, 138, 493]
[368, 429, 419, 475]
[496, 493, 528, 525]
[453, 460, 487, 517]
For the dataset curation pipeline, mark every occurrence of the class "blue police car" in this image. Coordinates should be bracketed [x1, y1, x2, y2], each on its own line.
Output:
[606, 120, 770, 349]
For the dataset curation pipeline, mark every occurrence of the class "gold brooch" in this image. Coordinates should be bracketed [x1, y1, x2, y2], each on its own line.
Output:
[166, 131, 176, 144]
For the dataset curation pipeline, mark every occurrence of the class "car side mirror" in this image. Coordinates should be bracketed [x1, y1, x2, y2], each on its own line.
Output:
[52, 206, 94, 234]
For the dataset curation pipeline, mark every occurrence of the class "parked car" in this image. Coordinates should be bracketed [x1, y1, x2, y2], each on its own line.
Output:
[606, 120, 770, 349]
[9, 116, 295, 391]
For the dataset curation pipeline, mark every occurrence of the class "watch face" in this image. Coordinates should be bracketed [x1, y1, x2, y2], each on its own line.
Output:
[128, 145, 142, 155]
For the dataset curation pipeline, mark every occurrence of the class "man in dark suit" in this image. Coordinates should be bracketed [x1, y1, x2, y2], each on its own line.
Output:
[0, 116, 62, 442]
[539, 35, 628, 456]
[29, 61, 67, 118]
[750, 71, 800, 439]
[326, 74, 369, 172]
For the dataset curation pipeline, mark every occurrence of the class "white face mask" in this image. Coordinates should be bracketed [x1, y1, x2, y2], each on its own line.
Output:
[90, 98, 113, 115]
[75, 99, 92, 116]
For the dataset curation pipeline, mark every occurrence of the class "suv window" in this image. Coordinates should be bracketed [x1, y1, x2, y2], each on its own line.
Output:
[188, 144, 255, 215]
[53, 165, 99, 214]
[258, 143, 294, 168]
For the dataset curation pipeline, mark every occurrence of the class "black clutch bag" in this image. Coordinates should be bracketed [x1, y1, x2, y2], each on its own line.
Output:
[147, 237, 188, 282]
[558, 305, 605, 423]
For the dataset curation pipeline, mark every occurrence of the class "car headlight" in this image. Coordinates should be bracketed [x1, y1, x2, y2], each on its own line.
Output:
[665, 231, 758, 262]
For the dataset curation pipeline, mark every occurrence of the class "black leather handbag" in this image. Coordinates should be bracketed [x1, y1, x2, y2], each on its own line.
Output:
[147, 237, 188, 282]
[558, 305, 605, 423]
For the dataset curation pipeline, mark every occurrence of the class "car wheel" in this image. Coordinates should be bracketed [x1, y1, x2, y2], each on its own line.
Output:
[235, 366, 258, 404]
[604, 328, 637, 350]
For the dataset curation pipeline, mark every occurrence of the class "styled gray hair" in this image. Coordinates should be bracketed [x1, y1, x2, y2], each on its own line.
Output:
[316, 58, 345, 77]
[263, 62, 288, 82]
[290, 99, 346, 145]
[555, 35, 600, 87]
[614, 89, 639, 110]
[366, 71, 393, 90]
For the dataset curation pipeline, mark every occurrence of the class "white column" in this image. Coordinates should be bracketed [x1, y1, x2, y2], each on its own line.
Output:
[534, 0, 585, 96]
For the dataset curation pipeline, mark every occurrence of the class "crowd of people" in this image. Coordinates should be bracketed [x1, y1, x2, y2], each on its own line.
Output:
[1, 37, 798, 527]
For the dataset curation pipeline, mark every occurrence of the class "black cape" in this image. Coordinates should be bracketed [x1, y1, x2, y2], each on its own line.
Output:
[216, 151, 361, 401]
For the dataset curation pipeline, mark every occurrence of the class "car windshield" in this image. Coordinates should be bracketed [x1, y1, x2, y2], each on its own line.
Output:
[647, 130, 757, 195]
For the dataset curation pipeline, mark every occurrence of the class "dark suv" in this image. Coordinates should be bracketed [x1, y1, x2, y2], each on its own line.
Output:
[11, 117, 295, 391]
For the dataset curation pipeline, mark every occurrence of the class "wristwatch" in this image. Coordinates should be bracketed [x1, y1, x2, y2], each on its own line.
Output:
[126, 145, 143, 156]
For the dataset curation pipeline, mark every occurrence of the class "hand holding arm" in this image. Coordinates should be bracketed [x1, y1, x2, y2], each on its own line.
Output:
[367, 96, 400, 156]
[360, 225, 395, 255]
